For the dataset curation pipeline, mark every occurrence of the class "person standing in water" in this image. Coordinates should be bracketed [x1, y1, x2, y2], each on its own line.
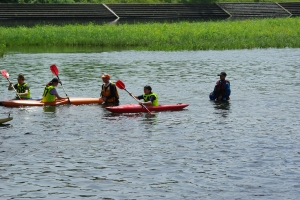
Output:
[209, 72, 231, 101]
[100, 73, 120, 105]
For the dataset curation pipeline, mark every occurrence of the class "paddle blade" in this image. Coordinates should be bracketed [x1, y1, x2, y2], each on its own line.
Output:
[1, 69, 9, 79]
[50, 64, 59, 76]
[116, 80, 126, 90]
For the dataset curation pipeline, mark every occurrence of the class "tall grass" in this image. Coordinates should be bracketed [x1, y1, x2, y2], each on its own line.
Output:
[0, 43, 6, 57]
[1, 18, 300, 51]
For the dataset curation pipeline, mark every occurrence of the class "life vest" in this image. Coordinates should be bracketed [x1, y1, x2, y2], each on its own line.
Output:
[213, 80, 230, 99]
[101, 82, 119, 103]
[16, 83, 31, 98]
[142, 92, 158, 106]
[42, 85, 56, 103]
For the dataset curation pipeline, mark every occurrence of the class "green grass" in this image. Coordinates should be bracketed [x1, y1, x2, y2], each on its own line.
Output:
[0, 43, 6, 57]
[1, 18, 300, 51]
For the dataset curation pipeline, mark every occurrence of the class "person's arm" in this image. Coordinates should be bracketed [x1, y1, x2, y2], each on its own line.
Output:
[50, 88, 67, 100]
[16, 85, 29, 97]
[136, 95, 143, 100]
[129, 93, 142, 100]
[8, 83, 16, 90]
[17, 89, 28, 97]
[218, 82, 230, 101]
[224, 83, 231, 97]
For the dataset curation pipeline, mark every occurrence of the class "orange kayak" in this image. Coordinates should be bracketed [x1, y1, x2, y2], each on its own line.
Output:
[106, 103, 189, 113]
[1, 97, 104, 107]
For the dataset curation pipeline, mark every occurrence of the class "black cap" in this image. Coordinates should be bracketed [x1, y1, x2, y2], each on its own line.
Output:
[51, 78, 59, 83]
[218, 72, 227, 76]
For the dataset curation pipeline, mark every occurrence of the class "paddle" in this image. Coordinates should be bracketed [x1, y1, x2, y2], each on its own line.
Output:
[49, 64, 71, 104]
[115, 80, 154, 114]
[1, 69, 22, 100]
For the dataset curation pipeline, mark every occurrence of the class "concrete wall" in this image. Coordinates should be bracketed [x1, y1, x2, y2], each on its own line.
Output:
[0, 3, 299, 26]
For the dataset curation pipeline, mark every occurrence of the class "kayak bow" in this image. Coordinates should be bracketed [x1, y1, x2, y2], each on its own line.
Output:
[0, 117, 13, 124]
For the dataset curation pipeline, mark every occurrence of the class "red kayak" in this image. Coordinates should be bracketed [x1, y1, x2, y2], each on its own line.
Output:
[1, 97, 103, 107]
[106, 103, 189, 113]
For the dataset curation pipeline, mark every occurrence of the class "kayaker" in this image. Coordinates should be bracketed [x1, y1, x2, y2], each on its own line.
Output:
[132, 85, 159, 106]
[42, 78, 68, 103]
[100, 73, 120, 105]
[8, 74, 31, 99]
[209, 72, 231, 101]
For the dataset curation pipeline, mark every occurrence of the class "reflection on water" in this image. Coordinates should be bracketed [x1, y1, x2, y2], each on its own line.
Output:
[0, 48, 300, 199]
[6, 46, 132, 54]
[211, 100, 231, 118]
[43, 106, 57, 113]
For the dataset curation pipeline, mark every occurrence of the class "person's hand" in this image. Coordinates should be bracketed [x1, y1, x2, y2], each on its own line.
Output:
[129, 93, 133, 96]
[102, 97, 107, 102]
[9, 81, 12, 85]
[138, 101, 143, 105]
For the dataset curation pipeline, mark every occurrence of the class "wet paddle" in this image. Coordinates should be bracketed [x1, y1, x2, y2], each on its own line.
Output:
[1, 69, 22, 100]
[49, 64, 71, 104]
[115, 80, 154, 114]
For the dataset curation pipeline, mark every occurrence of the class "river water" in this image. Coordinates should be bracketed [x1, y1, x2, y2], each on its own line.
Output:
[0, 48, 299, 199]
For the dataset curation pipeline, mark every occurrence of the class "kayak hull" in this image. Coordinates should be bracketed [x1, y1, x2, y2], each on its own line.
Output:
[1, 97, 103, 107]
[0, 117, 13, 124]
[106, 103, 189, 113]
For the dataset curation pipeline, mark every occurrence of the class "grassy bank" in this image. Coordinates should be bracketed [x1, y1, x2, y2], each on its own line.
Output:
[1, 18, 300, 51]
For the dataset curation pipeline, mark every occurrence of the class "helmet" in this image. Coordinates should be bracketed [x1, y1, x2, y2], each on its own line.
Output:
[101, 73, 110, 79]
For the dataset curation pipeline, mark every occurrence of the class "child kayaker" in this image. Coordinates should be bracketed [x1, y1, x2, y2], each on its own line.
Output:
[42, 78, 68, 103]
[8, 74, 31, 99]
[132, 85, 159, 106]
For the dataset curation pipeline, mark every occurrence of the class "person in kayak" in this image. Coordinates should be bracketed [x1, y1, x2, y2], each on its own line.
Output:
[100, 73, 119, 105]
[132, 85, 159, 106]
[209, 72, 231, 101]
[42, 78, 68, 103]
[8, 74, 31, 99]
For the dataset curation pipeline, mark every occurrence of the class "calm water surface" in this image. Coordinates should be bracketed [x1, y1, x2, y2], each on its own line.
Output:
[0, 48, 299, 199]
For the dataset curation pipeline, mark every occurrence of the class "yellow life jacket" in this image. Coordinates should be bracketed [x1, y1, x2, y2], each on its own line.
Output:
[101, 82, 119, 103]
[143, 92, 158, 106]
[42, 85, 56, 103]
[16, 83, 31, 98]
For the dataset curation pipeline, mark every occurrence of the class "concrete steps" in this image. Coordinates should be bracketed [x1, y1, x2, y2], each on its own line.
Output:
[219, 3, 290, 19]
[0, 3, 299, 26]
[279, 2, 300, 17]
[106, 4, 229, 20]
[0, 4, 114, 19]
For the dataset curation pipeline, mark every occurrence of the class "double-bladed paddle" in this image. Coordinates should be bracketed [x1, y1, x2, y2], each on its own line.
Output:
[116, 80, 154, 114]
[1, 69, 22, 100]
[49, 64, 71, 104]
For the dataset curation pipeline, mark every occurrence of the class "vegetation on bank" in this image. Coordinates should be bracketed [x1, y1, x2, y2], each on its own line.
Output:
[0, 0, 298, 3]
[0, 18, 300, 52]
[0, 43, 5, 57]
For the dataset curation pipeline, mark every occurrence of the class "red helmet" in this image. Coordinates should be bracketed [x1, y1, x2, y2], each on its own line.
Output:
[101, 73, 110, 79]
